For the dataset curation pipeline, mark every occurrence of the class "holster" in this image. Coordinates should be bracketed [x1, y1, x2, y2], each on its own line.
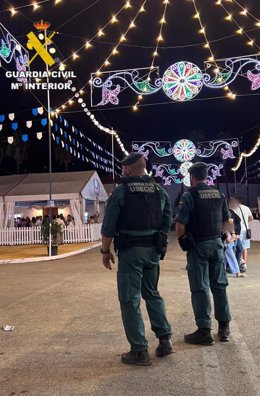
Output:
[178, 233, 195, 253]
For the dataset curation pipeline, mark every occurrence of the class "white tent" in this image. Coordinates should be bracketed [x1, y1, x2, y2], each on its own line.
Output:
[0, 171, 108, 226]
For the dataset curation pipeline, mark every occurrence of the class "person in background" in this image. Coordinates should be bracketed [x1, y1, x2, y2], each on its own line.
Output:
[234, 197, 254, 272]
[88, 216, 95, 225]
[175, 162, 233, 345]
[93, 211, 100, 223]
[36, 216, 43, 227]
[222, 231, 246, 278]
[25, 217, 31, 227]
[228, 198, 243, 271]
[31, 217, 37, 227]
[56, 214, 65, 244]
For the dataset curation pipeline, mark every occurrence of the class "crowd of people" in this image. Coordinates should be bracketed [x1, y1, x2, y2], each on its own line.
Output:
[14, 214, 75, 228]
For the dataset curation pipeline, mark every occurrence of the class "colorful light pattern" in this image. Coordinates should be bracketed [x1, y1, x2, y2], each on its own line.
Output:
[173, 139, 196, 162]
[92, 56, 260, 106]
[162, 62, 203, 102]
[0, 23, 29, 77]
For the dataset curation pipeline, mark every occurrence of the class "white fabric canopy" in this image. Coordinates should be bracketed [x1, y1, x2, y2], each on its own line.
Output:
[4, 202, 15, 228]
[0, 202, 4, 228]
[69, 199, 83, 226]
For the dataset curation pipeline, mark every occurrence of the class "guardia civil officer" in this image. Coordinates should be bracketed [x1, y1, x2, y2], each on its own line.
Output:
[175, 162, 234, 345]
[101, 152, 173, 366]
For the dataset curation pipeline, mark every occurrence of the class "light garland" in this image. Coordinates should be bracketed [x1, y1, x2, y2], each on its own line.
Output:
[133, 0, 170, 111]
[232, 135, 260, 171]
[216, 1, 260, 50]
[53, 0, 134, 70]
[3, 0, 63, 15]
[224, 0, 260, 26]
[97, 0, 148, 74]
[191, 0, 235, 98]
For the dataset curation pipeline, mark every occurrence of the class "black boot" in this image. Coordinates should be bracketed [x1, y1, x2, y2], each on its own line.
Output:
[156, 338, 174, 357]
[121, 350, 152, 366]
[184, 328, 214, 346]
[218, 321, 230, 342]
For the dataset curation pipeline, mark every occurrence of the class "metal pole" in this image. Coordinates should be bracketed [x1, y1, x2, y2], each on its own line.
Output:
[112, 130, 115, 186]
[244, 157, 249, 206]
[45, 28, 52, 257]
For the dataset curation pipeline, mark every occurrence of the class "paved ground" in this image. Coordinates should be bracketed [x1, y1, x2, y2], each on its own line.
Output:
[0, 243, 97, 261]
[0, 233, 260, 396]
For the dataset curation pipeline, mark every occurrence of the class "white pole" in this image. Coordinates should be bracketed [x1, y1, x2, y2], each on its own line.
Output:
[44, 28, 52, 257]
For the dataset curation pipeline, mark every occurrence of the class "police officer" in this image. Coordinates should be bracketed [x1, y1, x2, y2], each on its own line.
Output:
[175, 162, 233, 345]
[101, 152, 173, 366]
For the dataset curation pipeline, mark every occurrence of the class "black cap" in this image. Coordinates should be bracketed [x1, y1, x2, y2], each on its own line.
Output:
[188, 162, 208, 174]
[121, 152, 144, 166]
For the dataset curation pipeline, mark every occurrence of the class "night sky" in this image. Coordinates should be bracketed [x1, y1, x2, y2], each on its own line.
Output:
[0, 0, 259, 179]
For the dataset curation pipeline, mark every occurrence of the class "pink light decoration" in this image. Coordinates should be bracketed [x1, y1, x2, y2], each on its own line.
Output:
[247, 71, 260, 91]
[98, 85, 121, 106]
[221, 146, 235, 159]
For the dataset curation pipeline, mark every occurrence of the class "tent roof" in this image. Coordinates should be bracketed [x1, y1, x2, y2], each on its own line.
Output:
[0, 175, 27, 198]
[3, 171, 97, 201]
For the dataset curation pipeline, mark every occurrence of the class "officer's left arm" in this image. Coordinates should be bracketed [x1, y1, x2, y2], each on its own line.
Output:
[160, 188, 173, 233]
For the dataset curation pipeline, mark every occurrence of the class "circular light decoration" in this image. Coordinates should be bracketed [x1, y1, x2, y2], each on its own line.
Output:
[162, 61, 203, 102]
[180, 161, 193, 176]
[173, 139, 196, 162]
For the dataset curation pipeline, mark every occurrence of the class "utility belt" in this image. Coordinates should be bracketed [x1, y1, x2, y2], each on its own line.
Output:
[179, 233, 221, 253]
[114, 232, 168, 260]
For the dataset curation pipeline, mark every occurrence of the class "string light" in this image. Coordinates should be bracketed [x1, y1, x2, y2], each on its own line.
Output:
[32, 2, 40, 11]
[9, 7, 17, 16]
[232, 135, 260, 171]
[97, 0, 148, 72]
[191, 0, 233, 98]
[216, 1, 260, 50]
[52, 1, 134, 68]
[4, 0, 62, 14]
[132, 0, 169, 112]
[229, 0, 260, 25]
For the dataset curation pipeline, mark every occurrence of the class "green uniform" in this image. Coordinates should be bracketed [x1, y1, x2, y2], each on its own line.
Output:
[101, 176, 172, 352]
[175, 185, 232, 329]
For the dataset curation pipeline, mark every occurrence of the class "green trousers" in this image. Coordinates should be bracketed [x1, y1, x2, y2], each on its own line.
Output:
[117, 246, 172, 352]
[187, 238, 232, 329]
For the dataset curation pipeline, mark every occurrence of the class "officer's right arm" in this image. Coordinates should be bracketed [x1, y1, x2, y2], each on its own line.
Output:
[101, 186, 124, 237]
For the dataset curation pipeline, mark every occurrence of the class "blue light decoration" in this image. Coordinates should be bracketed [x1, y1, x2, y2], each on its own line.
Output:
[0, 23, 29, 81]
[133, 139, 238, 186]
[91, 56, 260, 106]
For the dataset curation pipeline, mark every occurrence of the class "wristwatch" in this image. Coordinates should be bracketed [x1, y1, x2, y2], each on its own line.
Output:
[100, 248, 110, 254]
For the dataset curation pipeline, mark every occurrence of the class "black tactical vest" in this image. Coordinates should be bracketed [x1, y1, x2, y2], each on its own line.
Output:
[186, 186, 224, 241]
[117, 177, 163, 231]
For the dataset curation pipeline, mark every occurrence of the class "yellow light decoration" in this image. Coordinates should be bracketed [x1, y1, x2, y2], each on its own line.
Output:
[96, 0, 148, 72]
[230, 0, 260, 26]
[192, 0, 234, 96]
[52, 1, 134, 66]
[217, 1, 260, 50]
[9, 7, 17, 15]
[32, 2, 40, 10]
[232, 136, 260, 171]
